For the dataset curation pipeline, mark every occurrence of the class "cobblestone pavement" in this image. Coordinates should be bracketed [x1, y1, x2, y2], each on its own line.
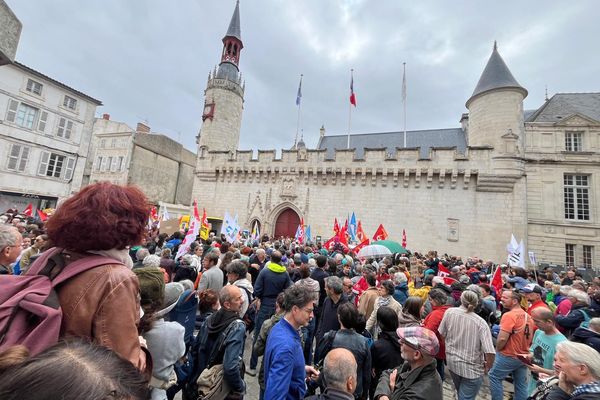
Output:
[177, 334, 515, 399]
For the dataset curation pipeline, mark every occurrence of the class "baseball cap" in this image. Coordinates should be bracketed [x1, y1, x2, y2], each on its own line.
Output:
[396, 326, 440, 357]
[521, 283, 542, 294]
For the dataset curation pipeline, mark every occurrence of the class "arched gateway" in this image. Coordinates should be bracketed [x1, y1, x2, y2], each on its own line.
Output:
[273, 208, 300, 239]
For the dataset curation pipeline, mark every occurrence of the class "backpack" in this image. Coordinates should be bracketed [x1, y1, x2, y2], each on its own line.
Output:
[239, 286, 255, 332]
[169, 289, 199, 346]
[0, 247, 123, 356]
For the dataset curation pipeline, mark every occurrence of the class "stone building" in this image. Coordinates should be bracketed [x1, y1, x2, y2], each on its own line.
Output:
[0, 61, 101, 212]
[0, 0, 21, 66]
[90, 115, 196, 217]
[191, 2, 599, 267]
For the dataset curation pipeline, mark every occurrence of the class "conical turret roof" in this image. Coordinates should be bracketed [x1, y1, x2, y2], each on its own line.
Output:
[466, 42, 527, 107]
[225, 0, 241, 41]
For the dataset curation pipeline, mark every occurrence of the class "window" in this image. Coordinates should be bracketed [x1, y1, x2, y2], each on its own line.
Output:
[111, 138, 116, 148]
[110, 157, 118, 172]
[63, 95, 77, 110]
[566, 244, 575, 267]
[95, 156, 103, 171]
[565, 131, 583, 152]
[38, 152, 75, 180]
[26, 79, 43, 96]
[583, 246, 594, 269]
[117, 156, 124, 171]
[6, 99, 47, 132]
[56, 117, 74, 139]
[564, 174, 590, 221]
[6, 144, 30, 172]
[106, 157, 113, 172]
[100, 139, 105, 148]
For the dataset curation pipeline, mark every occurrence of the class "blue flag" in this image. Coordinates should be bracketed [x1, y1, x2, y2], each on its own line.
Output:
[349, 212, 357, 241]
[296, 75, 302, 106]
[305, 225, 312, 242]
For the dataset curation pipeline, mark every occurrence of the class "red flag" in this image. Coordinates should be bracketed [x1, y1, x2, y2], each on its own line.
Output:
[443, 277, 457, 285]
[333, 218, 340, 235]
[150, 206, 159, 221]
[323, 236, 336, 251]
[22, 203, 33, 217]
[349, 71, 357, 107]
[338, 225, 349, 247]
[372, 224, 388, 241]
[353, 239, 370, 254]
[491, 266, 503, 296]
[356, 221, 366, 242]
[401, 229, 407, 248]
[192, 200, 201, 221]
[36, 209, 48, 222]
[437, 263, 450, 277]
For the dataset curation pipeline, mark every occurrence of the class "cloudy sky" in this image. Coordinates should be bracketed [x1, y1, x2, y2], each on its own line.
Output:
[7, 0, 600, 153]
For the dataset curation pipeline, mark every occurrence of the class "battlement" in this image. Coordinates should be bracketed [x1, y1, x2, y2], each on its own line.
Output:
[206, 76, 244, 98]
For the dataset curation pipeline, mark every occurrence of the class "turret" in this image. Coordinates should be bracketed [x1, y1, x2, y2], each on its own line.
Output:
[197, 1, 244, 155]
[466, 42, 527, 152]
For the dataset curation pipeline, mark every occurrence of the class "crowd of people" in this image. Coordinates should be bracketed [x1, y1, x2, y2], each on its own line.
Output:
[1, 182, 600, 400]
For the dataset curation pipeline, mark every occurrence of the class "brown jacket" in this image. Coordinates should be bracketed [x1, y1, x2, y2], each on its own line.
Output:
[358, 287, 380, 319]
[56, 257, 146, 372]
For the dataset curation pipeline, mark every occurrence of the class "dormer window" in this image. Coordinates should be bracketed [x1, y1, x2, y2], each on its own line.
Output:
[26, 79, 43, 96]
[63, 95, 77, 111]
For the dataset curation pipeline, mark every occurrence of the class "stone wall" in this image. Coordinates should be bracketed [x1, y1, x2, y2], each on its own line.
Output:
[0, 1, 21, 65]
[193, 146, 527, 261]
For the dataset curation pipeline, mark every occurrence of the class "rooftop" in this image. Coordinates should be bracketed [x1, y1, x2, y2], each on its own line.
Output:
[318, 128, 467, 159]
[526, 93, 600, 123]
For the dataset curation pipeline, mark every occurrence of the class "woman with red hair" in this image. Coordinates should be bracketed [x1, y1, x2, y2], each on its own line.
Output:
[42, 182, 150, 375]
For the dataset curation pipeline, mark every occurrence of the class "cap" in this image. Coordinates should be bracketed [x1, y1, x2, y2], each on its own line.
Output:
[459, 275, 471, 284]
[396, 326, 440, 357]
[521, 283, 543, 294]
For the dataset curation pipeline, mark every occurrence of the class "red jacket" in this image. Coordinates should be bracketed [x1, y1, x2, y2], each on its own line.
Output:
[423, 304, 452, 359]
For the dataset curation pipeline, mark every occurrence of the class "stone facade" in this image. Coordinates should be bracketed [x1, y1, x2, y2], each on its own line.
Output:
[0, 62, 100, 212]
[89, 117, 196, 212]
[0, 0, 21, 66]
[191, 5, 598, 268]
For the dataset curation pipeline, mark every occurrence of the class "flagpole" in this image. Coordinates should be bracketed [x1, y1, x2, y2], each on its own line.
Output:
[402, 62, 407, 148]
[347, 69, 353, 149]
[295, 74, 303, 149]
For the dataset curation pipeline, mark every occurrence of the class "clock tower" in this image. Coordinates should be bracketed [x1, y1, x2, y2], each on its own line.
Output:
[197, 0, 244, 155]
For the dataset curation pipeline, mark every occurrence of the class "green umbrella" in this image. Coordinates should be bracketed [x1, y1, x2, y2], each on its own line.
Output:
[372, 240, 408, 254]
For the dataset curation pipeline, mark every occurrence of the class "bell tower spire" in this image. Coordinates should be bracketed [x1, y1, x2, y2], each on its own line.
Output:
[197, 0, 245, 155]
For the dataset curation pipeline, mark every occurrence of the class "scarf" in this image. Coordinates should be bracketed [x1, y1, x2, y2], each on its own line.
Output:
[207, 308, 240, 337]
[378, 295, 391, 307]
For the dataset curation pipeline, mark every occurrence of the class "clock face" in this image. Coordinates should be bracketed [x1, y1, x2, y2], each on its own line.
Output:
[204, 105, 211, 114]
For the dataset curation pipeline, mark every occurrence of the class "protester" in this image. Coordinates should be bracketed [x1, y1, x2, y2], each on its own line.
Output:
[316, 302, 371, 400]
[315, 276, 349, 357]
[546, 341, 600, 399]
[571, 317, 600, 353]
[392, 272, 409, 305]
[365, 280, 403, 340]
[527, 308, 567, 393]
[370, 306, 403, 399]
[521, 284, 550, 314]
[196, 285, 246, 398]
[249, 250, 293, 376]
[295, 264, 320, 364]
[439, 290, 495, 400]
[422, 288, 451, 381]
[18, 234, 47, 273]
[556, 290, 592, 336]
[226, 260, 254, 317]
[489, 289, 535, 400]
[373, 326, 443, 400]
[0, 340, 149, 400]
[263, 285, 319, 400]
[196, 251, 222, 292]
[306, 348, 357, 400]
[397, 296, 423, 328]
[357, 271, 379, 319]
[0, 224, 22, 274]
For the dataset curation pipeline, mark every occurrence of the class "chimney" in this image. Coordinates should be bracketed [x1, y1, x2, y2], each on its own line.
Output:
[320, 124, 326, 138]
[136, 122, 150, 134]
[102, 113, 110, 120]
[460, 113, 469, 132]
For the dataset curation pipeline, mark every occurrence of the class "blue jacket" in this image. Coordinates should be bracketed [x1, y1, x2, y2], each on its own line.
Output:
[254, 262, 292, 307]
[393, 282, 409, 305]
[264, 317, 306, 400]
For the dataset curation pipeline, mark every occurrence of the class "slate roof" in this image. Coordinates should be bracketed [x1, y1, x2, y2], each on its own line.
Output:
[526, 93, 600, 123]
[467, 42, 527, 106]
[216, 62, 240, 81]
[225, 0, 241, 41]
[318, 128, 467, 159]
[14, 61, 102, 105]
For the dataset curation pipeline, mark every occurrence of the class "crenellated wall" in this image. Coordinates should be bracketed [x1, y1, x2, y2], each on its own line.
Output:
[192, 144, 527, 260]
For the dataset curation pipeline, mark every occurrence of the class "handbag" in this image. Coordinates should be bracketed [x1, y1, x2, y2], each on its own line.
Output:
[196, 320, 243, 400]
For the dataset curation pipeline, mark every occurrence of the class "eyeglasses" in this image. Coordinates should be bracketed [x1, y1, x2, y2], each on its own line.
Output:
[297, 306, 314, 315]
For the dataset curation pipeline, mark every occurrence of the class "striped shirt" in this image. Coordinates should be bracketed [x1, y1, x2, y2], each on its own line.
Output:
[439, 306, 495, 379]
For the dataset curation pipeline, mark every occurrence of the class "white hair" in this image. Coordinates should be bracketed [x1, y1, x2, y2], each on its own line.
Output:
[431, 276, 444, 286]
[559, 285, 572, 296]
[393, 272, 407, 284]
[569, 289, 591, 306]
[556, 341, 600, 380]
[142, 254, 161, 269]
